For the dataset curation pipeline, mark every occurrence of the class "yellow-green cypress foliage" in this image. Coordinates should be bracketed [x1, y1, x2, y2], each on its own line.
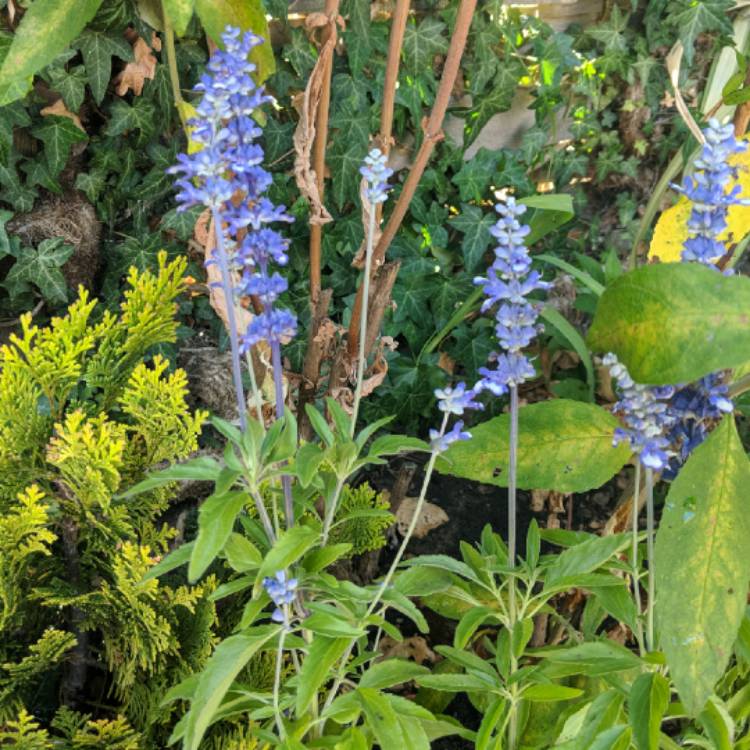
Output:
[0, 253, 216, 744]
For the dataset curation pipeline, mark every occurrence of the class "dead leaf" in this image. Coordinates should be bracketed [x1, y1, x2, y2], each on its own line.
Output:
[114, 32, 162, 97]
[292, 13, 342, 227]
[378, 635, 436, 665]
[395, 498, 449, 539]
[40, 99, 85, 132]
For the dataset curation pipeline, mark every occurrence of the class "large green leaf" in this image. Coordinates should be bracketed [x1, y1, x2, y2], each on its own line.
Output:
[194, 0, 275, 83]
[587, 263, 750, 385]
[163, 0, 195, 36]
[5, 237, 74, 304]
[0, 0, 104, 100]
[655, 416, 750, 715]
[183, 626, 280, 750]
[295, 636, 350, 715]
[437, 400, 630, 493]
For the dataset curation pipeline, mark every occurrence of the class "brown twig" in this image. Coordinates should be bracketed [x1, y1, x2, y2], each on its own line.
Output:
[298, 288, 335, 438]
[308, 0, 340, 304]
[347, 0, 477, 358]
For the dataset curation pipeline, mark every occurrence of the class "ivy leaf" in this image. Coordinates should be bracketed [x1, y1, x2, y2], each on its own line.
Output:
[75, 30, 134, 104]
[22, 158, 62, 194]
[283, 27, 317, 78]
[464, 61, 522, 144]
[328, 138, 364, 211]
[46, 65, 87, 112]
[161, 205, 204, 241]
[448, 320, 495, 380]
[332, 106, 370, 149]
[262, 119, 294, 164]
[393, 259, 438, 323]
[0, 0, 104, 101]
[32, 116, 87, 176]
[402, 17, 447, 76]
[586, 6, 629, 54]
[0, 160, 37, 211]
[450, 203, 495, 272]
[5, 237, 74, 304]
[520, 126, 548, 165]
[343, 0, 371, 76]
[452, 148, 500, 202]
[430, 276, 472, 328]
[107, 98, 157, 140]
[667, 0, 733, 65]
[75, 169, 107, 203]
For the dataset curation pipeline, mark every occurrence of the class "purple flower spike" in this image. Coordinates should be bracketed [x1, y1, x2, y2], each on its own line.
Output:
[473, 196, 548, 396]
[360, 148, 393, 205]
[434, 382, 483, 415]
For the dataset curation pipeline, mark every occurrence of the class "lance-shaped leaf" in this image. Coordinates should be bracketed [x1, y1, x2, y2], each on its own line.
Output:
[588, 263, 750, 385]
[655, 416, 750, 715]
[436, 399, 631, 493]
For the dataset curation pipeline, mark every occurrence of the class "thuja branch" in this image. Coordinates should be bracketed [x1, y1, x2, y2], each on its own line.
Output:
[347, 0, 478, 357]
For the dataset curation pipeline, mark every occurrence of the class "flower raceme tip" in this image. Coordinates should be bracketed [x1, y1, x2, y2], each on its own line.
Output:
[360, 148, 393, 205]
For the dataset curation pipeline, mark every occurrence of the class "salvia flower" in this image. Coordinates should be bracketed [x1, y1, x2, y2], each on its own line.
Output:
[474, 197, 549, 397]
[263, 570, 298, 624]
[435, 382, 483, 415]
[604, 353, 676, 471]
[168, 26, 296, 354]
[676, 118, 750, 267]
[430, 420, 472, 453]
[360, 148, 393, 205]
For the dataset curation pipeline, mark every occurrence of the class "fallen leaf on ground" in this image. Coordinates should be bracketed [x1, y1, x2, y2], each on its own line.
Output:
[378, 635, 436, 665]
[395, 498, 449, 539]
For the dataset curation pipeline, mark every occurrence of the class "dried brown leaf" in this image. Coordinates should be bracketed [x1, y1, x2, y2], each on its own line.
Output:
[40, 99, 85, 132]
[114, 32, 162, 97]
[395, 498, 449, 539]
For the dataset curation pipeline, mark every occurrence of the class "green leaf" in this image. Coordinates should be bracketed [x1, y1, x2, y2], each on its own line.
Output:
[452, 148, 499, 202]
[183, 626, 280, 750]
[545, 533, 630, 588]
[586, 6, 629, 54]
[0, 0, 104, 101]
[6, 237, 74, 304]
[522, 684, 584, 702]
[328, 138, 363, 211]
[255, 525, 320, 589]
[359, 659, 430, 690]
[697, 697, 734, 750]
[540, 641, 642, 678]
[32, 116, 87, 176]
[106, 98, 157, 140]
[163, 0, 195, 35]
[587, 263, 750, 385]
[628, 672, 669, 750]
[296, 636, 350, 715]
[402, 17, 447, 76]
[143, 541, 194, 581]
[223, 532, 262, 572]
[464, 63, 520, 144]
[655, 416, 750, 715]
[302, 544, 352, 574]
[75, 30, 133, 104]
[540, 306, 595, 401]
[119, 456, 223, 497]
[47, 65, 87, 112]
[189, 490, 247, 581]
[521, 193, 575, 244]
[667, 0, 734, 65]
[589, 725, 632, 750]
[416, 674, 494, 692]
[450, 204, 495, 272]
[303, 611, 364, 638]
[194, 0, 275, 82]
[437, 400, 630, 493]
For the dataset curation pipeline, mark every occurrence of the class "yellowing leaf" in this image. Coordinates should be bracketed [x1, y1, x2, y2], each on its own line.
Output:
[650, 137, 750, 263]
[177, 101, 201, 153]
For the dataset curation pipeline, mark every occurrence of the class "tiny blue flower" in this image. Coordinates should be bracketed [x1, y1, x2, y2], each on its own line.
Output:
[360, 148, 394, 205]
[434, 382, 483, 415]
[430, 420, 471, 453]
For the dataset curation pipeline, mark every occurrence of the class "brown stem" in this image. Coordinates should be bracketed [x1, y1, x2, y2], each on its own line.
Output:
[375, 0, 410, 231]
[733, 65, 750, 138]
[347, 0, 477, 357]
[309, 0, 341, 303]
[298, 288, 334, 439]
